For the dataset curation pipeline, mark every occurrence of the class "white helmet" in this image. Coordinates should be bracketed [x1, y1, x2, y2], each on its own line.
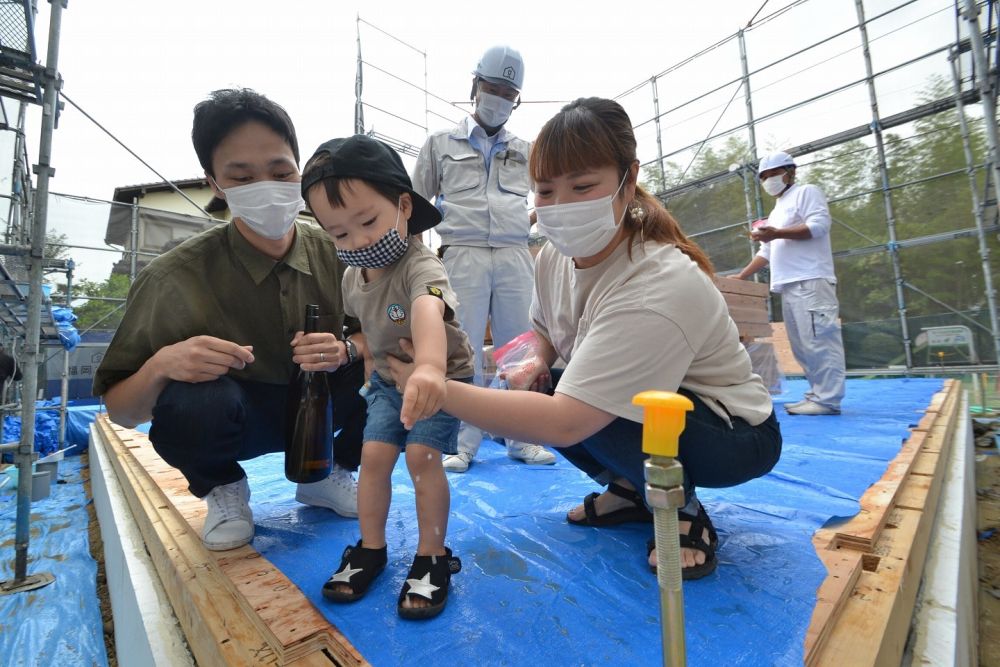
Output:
[473, 45, 524, 91]
[757, 151, 796, 176]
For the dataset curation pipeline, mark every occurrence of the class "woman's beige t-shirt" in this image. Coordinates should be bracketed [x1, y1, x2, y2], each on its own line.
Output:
[530, 240, 772, 426]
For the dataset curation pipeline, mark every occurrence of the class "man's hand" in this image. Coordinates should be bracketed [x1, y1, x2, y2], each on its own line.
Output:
[157, 335, 254, 383]
[399, 362, 446, 430]
[750, 225, 780, 243]
[291, 331, 346, 372]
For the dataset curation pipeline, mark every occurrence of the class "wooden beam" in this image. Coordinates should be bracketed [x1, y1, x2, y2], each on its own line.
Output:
[93, 416, 368, 667]
[712, 276, 770, 297]
[805, 380, 963, 665]
[805, 530, 864, 665]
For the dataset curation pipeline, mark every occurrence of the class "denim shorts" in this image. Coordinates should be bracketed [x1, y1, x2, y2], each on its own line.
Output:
[362, 371, 471, 453]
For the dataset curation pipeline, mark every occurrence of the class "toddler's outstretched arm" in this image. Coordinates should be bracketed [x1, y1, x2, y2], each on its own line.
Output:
[400, 294, 447, 429]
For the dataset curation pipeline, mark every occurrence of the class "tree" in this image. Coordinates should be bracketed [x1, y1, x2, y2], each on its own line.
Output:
[56, 274, 131, 332]
[44, 230, 69, 266]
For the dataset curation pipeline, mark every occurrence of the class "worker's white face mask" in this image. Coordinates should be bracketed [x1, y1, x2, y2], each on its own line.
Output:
[476, 92, 515, 128]
[535, 172, 629, 259]
[761, 174, 787, 197]
[218, 179, 305, 240]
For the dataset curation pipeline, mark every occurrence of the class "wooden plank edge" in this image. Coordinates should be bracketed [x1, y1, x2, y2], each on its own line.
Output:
[809, 381, 962, 666]
[101, 418, 367, 667]
[95, 417, 257, 667]
[805, 380, 962, 662]
[103, 418, 321, 665]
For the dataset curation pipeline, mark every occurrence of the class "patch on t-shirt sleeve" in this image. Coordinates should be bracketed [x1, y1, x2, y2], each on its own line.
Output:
[426, 285, 444, 299]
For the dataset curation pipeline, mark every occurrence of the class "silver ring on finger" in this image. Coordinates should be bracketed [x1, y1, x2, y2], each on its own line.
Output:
[320, 352, 325, 362]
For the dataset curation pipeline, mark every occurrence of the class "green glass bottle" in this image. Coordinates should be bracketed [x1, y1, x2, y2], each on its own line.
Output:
[285, 304, 332, 483]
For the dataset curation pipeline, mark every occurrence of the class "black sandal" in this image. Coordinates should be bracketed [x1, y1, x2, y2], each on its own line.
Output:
[322, 540, 387, 602]
[647, 504, 719, 580]
[397, 547, 462, 620]
[567, 481, 654, 527]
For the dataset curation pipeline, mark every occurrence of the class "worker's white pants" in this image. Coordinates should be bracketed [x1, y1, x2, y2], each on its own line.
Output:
[441, 246, 534, 456]
[780, 278, 846, 409]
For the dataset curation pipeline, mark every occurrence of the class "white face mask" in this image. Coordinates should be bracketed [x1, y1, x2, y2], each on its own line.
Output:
[476, 92, 515, 128]
[761, 174, 787, 197]
[535, 172, 629, 259]
[218, 180, 305, 240]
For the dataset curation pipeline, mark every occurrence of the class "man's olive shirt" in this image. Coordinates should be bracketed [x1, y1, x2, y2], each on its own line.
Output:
[93, 221, 357, 396]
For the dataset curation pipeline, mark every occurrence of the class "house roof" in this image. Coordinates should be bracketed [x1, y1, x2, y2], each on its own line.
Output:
[110, 177, 317, 219]
[111, 178, 211, 204]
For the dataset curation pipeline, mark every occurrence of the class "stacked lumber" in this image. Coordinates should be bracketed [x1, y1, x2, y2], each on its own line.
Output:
[93, 415, 366, 667]
[760, 321, 805, 376]
[805, 379, 963, 666]
[712, 276, 772, 341]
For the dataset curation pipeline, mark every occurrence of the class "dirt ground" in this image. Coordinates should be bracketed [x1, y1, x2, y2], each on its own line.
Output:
[81, 452, 118, 667]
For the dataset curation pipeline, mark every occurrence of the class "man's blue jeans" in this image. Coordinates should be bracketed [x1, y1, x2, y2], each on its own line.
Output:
[148, 361, 366, 497]
[555, 372, 781, 505]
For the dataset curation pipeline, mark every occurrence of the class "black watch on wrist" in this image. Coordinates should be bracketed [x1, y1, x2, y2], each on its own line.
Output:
[343, 337, 358, 365]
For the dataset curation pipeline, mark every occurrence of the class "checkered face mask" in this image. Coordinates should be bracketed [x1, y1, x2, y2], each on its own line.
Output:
[335, 200, 409, 269]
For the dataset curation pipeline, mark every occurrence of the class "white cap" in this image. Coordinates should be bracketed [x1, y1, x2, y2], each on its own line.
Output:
[473, 45, 524, 91]
[757, 151, 796, 176]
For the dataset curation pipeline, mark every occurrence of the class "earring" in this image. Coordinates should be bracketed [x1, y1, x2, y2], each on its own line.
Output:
[630, 203, 645, 221]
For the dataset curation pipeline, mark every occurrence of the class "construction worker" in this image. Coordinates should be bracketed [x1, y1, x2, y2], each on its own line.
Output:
[737, 151, 846, 416]
[412, 45, 555, 471]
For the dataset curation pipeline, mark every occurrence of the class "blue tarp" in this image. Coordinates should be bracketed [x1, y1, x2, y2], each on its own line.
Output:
[0, 456, 109, 667]
[2, 402, 62, 458]
[0, 377, 945, 666]
[245, 377, 943, 666]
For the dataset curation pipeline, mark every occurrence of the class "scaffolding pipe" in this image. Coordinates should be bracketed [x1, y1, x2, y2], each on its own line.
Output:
[738, 29, 765, 219]
[6, 102, 27, 246]
[949, 48, 1000, 362]
[856, 0, 914, 368]
[11, 0, 63, 588]
[651, 77, 666, 194]
[57, 259, 71, 449]
[963, 0, 1000, 214]
[355, 16, 364, 135]
[129, 199, 139, 280]
[423, 46, 428, 137]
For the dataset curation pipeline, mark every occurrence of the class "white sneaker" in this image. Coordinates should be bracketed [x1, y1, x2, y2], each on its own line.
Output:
[202, 477, 254, 551]
[295, 465, 359, 517]
[785, 400, 841, 416]
[784, 399, 808, 411]
[507, 443, 557, 465]
[443, 451, 474, 473]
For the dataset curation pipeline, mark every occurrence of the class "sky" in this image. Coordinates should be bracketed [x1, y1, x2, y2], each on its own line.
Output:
[0, 0, 969, 284]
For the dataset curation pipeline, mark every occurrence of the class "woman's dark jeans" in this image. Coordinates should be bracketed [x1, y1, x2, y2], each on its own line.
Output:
[554, 370, 782, 505]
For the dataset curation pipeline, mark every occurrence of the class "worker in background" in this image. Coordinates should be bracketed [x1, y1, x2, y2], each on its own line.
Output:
[94, 89, 368, 551]
[737, 151, 846, 416]
[412, 45, 555, 471]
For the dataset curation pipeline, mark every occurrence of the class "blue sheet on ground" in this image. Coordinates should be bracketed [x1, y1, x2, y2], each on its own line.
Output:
[0, 456, 109, 667]
[239, 377, 943, 666]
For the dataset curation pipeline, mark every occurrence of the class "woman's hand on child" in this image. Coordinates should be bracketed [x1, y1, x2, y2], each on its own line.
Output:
[399, 363, 446, 430]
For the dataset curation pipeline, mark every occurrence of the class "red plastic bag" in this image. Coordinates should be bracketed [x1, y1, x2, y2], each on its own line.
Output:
[492, 331, 551, 392]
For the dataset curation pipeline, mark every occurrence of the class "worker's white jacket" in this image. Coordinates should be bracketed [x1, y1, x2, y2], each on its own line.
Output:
[411, 118, 532, 247]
